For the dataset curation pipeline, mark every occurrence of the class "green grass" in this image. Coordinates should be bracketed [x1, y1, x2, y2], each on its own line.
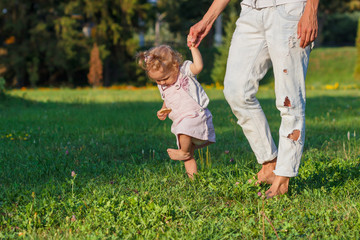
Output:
[306, 47, 358, 87]
[1, 87, 359, 239]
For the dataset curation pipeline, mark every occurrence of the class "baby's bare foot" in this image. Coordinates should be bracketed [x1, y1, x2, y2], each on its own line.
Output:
[167, 149, 191, 161]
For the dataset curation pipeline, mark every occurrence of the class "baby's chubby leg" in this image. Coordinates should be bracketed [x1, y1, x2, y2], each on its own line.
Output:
[167, 134, 197, 179]
[167, 134, 193, 161]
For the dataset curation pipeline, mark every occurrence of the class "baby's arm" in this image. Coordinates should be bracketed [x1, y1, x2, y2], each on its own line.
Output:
[189, 47, 203, 75]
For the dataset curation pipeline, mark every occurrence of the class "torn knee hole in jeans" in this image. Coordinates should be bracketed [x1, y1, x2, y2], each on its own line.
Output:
[284, 96, 291, 107]
[287, 129, 300, 141]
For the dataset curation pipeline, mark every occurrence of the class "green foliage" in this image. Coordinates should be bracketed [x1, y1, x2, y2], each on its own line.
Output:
[0, 88, 359, 238]
[319, 0, 357, 14]
[0, 0, 149, 87]
[211, 3, 238, 86]
[0, 76, 5, 99]
[173, 45, 217, 85]
[0, 77, 5, 91]
[156, 0, 214, 45]
[354, 18, 360, 81]
[65, 0, 150, 85]
[321, 12, 360, 46]
[306, 47, 358, 87]
[26, 57, 39, 88]
[0, 1, 90, 87]
[0, 0, 359, 87]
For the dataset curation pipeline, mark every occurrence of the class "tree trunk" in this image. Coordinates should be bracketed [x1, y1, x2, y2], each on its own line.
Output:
[15, 68, 26, 88]
[104, 58, 111, 86]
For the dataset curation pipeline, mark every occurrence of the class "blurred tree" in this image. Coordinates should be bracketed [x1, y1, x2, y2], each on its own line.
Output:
[319, 0, 360, 14]
[0, 0, 358, 87]
[0, 1, 44, 87]
[66, 0, 151, 85]
[317, 0, 360, 46]
[354, 17, 360, 81]
[146, 0, 240, 85]
[0, 77, 5, 96]
[210, 1, 239, 86]
[349, 0, 360, 11]
[0, 0, 90, 87]
[320, 1, 350, 14]
[321, 12, 360, 46]
[155, 0, 213, 46]
[0, 0, 151, 87]
[53, 8, 90, 86]
[87, 43, 103, 87]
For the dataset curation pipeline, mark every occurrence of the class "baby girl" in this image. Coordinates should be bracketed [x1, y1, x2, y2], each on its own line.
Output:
[137, 45, 215, 179]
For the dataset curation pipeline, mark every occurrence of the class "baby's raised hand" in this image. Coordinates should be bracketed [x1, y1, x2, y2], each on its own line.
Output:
[187, 35, 195, 48]
[157, 108, 172, 120]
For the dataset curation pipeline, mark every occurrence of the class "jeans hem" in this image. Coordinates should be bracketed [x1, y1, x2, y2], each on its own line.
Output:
[257, 152, 278, 164]
[273, 170, 298, 178]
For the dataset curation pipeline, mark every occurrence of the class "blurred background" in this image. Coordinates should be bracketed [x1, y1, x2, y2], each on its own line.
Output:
[0, 0, 359, 88]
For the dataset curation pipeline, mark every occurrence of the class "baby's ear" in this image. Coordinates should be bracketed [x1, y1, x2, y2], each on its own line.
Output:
[172, 63, 179, 71]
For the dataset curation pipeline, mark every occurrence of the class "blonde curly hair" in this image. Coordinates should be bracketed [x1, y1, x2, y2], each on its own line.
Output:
[137, 45, 183, 78]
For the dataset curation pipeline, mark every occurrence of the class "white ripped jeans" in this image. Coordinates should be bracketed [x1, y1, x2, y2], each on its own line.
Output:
[223, 2, 312, 177]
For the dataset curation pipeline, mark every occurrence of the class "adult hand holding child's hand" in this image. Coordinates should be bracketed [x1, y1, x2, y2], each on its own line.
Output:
[187, 35, 195, 48]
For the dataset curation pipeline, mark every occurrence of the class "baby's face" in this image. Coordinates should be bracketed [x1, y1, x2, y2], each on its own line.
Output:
[148, 68, 178, 86]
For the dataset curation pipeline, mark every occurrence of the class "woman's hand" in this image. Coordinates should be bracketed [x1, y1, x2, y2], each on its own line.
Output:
[188, 19, 213, 48]
[187, 0, 231, 48]
[297, 0, 319, 48]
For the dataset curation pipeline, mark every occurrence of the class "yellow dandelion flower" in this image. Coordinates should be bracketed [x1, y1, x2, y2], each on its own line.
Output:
[215, 82, 224, 90]
[325, 82, 339, 90]
[10, 138, 14, 140]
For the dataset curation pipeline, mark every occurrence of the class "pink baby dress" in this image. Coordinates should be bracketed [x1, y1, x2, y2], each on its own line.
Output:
[158, 60, 216, 149]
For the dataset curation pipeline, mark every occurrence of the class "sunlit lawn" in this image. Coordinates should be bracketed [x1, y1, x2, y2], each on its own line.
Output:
[1, 87, 359, 239]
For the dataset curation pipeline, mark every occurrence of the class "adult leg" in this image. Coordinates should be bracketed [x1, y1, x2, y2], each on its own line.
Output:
[254, 157, 277, 185]
[223, 5, 278, 184]
[265, 2, 311, 197]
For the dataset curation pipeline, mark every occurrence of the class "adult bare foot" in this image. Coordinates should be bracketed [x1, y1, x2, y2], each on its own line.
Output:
[167, 148, 191, 160]
[253, 158, 277, 185]
[265, 176, 289, 198]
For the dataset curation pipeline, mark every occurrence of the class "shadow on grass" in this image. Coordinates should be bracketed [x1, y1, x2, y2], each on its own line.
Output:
[0, 93, 359, 195]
